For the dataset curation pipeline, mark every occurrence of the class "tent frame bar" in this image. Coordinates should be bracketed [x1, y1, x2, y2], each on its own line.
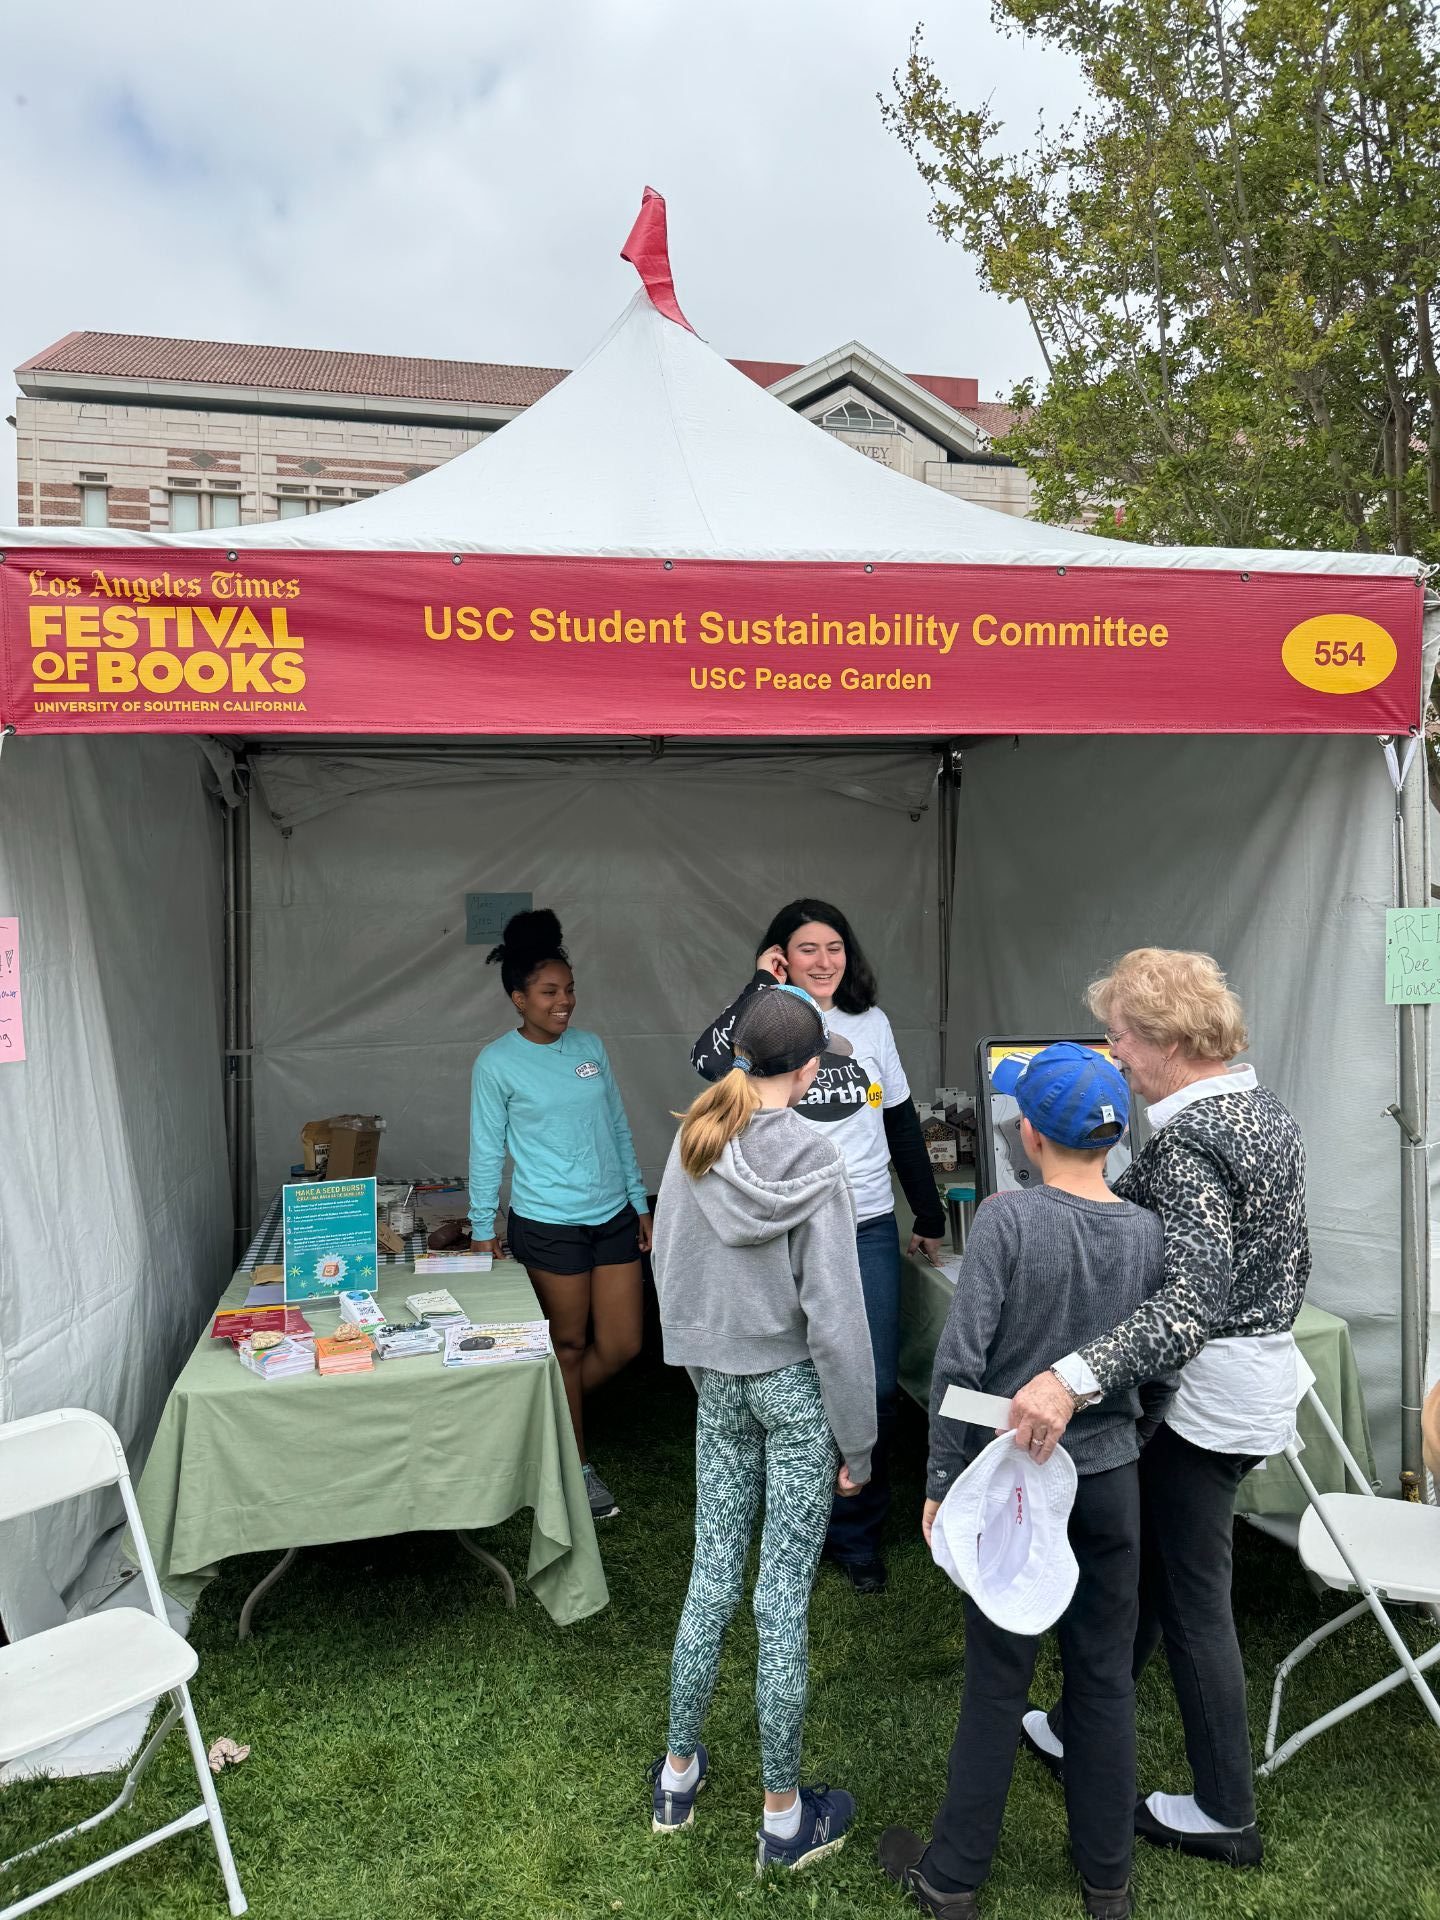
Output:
[223, 755, 255, 1254]
[1395, 724, 1433, 1490]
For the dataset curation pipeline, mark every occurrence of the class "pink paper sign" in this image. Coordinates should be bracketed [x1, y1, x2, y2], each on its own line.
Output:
[0, 917, 26, 1062]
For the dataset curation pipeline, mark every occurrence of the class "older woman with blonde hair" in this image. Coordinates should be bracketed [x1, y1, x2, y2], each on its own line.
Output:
[1009, 949, 1310, 1871]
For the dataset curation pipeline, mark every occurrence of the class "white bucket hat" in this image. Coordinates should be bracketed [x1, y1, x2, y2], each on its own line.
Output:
[931, 1432, 1080, 1635]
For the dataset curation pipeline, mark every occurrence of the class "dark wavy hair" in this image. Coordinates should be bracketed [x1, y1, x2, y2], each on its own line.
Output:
[756, 898, 878, 1015]
[487, 908, 570, 997]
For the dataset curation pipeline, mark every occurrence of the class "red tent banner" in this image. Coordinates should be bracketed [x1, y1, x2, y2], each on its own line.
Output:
[0, 548, 1424, 737]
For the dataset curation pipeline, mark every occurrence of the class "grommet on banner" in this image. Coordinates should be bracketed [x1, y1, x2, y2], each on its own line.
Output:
[864, 564, 874, 574]
[1241, 572, 1250, 582]
[663, 560, 673, 570]
[0, 552, 7, 564]
[226, 551, 238, 562]
[1056, 567, 1065, 577]
[452, 555, 463, 565]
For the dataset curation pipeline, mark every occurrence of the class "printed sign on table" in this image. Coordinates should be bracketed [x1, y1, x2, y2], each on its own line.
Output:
[282, 1177, 378, 1303]
[0, 917, 25, 1062]
[1385, 908, 1440, 1004]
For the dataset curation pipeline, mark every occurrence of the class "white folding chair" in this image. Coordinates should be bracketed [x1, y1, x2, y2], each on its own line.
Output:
[1258, 1385, 1440, 1777]
[0, 1408, 246, 1918]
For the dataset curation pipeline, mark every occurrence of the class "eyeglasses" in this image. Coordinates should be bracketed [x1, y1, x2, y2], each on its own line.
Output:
[1104, 1028, 1132, 1047]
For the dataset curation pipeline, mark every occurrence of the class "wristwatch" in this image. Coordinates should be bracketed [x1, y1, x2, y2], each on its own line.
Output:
[1049, 1362, 1102, 1412]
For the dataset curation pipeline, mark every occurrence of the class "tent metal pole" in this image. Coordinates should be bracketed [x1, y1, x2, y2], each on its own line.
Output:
[937, 744, 959, 1084]
[1397, 727, 1433, 1494]
[222, 798, 241, 1261]
[234, 762, 255, 1244]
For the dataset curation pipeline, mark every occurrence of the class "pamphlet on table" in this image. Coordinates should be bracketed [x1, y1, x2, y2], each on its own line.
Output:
[442, 1321, 550, 1368]
[282, 1176, 379, 1302]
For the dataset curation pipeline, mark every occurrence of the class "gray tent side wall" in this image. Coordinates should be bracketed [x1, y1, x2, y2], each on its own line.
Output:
[947, 730, 1429, 1488]
[0, 735, 231, 1639]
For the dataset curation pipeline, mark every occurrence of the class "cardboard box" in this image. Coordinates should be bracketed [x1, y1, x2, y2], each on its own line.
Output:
[301, 1115, 383, 1180]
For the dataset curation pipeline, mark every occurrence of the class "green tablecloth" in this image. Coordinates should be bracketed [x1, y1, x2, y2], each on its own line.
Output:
[134, 1261, 609, 1625]
[897, 1248, 1377, 1516]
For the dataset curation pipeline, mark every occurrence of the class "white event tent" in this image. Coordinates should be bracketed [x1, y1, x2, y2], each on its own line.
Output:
[0, 204, 1435, 1640]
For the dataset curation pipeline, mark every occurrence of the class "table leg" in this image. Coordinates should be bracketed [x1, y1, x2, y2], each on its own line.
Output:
[237, 1546, 300, 1643]
[454, 1532, 517, 1609]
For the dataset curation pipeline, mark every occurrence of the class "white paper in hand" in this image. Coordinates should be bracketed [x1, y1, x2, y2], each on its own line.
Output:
[939, 1384, 1014, 1430]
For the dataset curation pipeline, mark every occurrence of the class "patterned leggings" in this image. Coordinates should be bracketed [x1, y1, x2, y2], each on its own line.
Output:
[667, 1361, 840, 1790]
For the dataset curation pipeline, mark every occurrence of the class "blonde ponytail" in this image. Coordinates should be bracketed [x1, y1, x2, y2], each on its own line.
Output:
[676, 1068, 762, 1179]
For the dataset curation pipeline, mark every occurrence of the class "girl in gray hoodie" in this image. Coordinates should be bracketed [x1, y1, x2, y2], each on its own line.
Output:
[649, 987, 875, 1874]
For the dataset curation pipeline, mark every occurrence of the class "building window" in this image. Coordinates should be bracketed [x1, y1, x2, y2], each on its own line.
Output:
[79, 479, 109, 527]
[277, 496, 309, 519]
[819, 400, 901, 435]
[169, 488, 201, 532]
[171, 482, 246, 530]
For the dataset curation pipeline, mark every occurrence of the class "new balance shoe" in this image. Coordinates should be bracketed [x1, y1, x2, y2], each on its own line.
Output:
[755, 1784, 855, 1874]
[648, 1745, 708, 1832]
[583, 1462, 619, 1520]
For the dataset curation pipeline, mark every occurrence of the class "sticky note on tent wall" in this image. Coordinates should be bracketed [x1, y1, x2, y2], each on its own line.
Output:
[465, 893, 533, 947]
[1385, 908, 1440, 1004]
[0, 917, 25, 1062]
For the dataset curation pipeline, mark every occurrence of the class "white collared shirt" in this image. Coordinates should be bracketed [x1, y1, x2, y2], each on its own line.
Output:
[1054, 1065, 1299, 1457]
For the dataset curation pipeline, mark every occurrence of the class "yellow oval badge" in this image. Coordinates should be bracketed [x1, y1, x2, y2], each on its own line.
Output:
[1282, 614, 1397, 695]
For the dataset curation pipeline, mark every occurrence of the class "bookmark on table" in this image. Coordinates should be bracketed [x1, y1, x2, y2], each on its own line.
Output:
[939, 1385, 1014, 1429]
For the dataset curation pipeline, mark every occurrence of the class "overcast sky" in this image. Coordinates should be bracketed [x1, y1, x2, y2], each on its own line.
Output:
[0, 1, 1083, 523]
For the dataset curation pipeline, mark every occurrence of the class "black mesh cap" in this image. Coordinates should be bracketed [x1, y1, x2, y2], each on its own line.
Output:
[731, 986, 827, 1076]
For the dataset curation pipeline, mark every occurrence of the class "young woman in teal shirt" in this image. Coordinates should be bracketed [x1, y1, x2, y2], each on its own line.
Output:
[470, 909, 651, 1521]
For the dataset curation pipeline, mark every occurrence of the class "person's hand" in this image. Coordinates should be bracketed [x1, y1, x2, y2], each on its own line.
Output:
[836, 1463, 866, 1497]
[1007, 1370, 1076, 1464]
[922, 1498, 940, 1546]
[757, 944, 789, 983]
[478, 1237, 504, 1259]
[635, 1212, 654, 1254]
[908, 1233, 944, 1265]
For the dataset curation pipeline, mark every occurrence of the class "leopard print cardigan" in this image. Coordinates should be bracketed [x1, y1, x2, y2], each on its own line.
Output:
[1078, 1086, 1310, 1395]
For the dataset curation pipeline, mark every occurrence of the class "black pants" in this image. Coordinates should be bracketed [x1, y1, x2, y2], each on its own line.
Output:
[925, 1460, 1140, 1892]
[1050, 1420, 1259, 1828]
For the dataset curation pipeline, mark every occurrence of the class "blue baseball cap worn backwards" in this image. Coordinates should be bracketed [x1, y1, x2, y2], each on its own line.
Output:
[992, 1043, 1129, 1150]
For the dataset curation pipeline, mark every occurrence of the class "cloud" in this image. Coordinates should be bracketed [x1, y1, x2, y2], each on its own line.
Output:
[0, 0, 1084, 523]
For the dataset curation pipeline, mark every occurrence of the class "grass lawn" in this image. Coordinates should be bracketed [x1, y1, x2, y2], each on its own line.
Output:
[3, 1359, 1439, 1920]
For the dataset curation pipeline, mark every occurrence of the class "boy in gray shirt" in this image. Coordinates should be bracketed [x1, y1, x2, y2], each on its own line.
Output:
[880, 1044, 1166, 1920]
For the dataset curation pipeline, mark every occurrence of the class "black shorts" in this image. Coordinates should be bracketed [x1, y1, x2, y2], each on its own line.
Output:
[506, 1204, 641, 1276]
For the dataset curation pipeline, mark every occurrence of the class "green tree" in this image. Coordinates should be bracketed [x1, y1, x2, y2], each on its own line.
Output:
[882, 0, 1440, 562]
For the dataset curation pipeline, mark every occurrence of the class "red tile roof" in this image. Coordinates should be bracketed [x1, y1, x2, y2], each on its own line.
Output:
[18, 332, 568, 408]
[18, 331, 1017, 436]
[967, 401, 1023, 440]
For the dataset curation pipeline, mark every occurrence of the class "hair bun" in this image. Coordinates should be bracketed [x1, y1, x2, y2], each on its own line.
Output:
[487, 907, 565, 970]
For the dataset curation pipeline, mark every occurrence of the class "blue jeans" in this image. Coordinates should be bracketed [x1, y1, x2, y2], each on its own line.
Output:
[824, 1210, 900, 1565]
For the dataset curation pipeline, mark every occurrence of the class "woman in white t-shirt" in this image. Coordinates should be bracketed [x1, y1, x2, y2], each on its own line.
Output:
[691, 898, 947, 1593]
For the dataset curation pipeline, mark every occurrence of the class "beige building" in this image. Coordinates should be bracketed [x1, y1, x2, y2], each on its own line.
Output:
[10, 330, 1030, 533]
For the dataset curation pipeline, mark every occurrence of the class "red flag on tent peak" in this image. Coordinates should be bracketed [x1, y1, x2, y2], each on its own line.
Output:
[621, 188, 694, 333]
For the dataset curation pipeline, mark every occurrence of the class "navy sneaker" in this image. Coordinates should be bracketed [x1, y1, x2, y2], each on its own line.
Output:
[648, 1745, 708, 1832]
[755, 1784, 856, 1873]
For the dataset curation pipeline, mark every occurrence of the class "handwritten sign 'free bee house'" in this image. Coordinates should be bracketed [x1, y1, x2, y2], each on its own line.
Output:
[1385, 909, 1440, 1004]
